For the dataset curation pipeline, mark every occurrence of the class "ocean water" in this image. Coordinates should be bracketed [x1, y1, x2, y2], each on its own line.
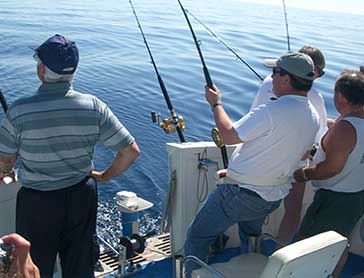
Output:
[0, 0, 363, 245]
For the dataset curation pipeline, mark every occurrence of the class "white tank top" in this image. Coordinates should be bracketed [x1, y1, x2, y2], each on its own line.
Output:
[312, 117, 364, 192]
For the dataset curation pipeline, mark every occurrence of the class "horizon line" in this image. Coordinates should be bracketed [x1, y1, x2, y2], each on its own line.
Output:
[234, 0, 364, 16]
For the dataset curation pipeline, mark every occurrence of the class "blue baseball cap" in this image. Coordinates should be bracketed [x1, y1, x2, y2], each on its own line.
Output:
[33, 34, 79, 75]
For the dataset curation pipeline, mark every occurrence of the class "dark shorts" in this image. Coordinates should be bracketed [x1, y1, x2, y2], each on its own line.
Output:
[16, 176, 99, 278]
[298, 188, 364, 239]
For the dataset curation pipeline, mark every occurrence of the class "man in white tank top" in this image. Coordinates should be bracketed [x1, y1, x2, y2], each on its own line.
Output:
[294, 69, 364, 278]
[184, 52, 319, 276]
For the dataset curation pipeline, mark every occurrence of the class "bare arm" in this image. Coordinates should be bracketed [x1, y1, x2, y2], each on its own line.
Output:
[327, 117, 335, 128]
[294, 120, 355, 182]
[90, 141, 140, 182]
[205, 84, 241, 145]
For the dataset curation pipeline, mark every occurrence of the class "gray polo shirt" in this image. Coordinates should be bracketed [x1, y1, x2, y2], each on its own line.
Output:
[0, 82, 134, 190]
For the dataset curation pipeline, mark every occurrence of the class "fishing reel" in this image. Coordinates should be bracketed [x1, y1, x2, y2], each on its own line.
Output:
[116, 231, 156, 277]
[211, 127, 224, 148]
[0, 239, 13, 277]
[116, 234, 144, 277]
[211, 127, 229, 169]
[119, 234, 146, 260]
[151, 111, 185, 134]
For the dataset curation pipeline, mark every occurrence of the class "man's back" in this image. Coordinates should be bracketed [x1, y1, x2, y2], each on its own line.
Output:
[228, 95, 319, 186]
[1, 82, 134, 190]
[0, 34, 140, 278]
[250, 75, 327, 143]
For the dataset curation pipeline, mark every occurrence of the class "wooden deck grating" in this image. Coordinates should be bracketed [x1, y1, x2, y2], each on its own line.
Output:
[95, 233, 171, 277]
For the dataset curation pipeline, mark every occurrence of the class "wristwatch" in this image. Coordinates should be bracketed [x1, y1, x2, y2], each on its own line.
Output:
[302, 168, 310, 182]
[1, 169, 14, 177]
[211, 102, 222, 111]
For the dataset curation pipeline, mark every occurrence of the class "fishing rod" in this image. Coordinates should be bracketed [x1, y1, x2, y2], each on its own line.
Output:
[0, 90, 8, 113]
[282, 0, 291, 51]
[185, 10, 263, 82]
[177, 0, 213, 88]
[128, 0, 186, 143]
[177, 0, 229, 169]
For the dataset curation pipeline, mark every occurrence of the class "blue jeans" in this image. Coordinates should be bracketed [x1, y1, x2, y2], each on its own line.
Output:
[184, 184, 281, 276]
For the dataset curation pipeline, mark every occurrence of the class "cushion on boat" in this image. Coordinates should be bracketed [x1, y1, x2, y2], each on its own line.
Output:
[192, 253, 267, 278]
[260, 230, 348, 278]
[348, 214, 364, 256]
[192, 230, 347, 278]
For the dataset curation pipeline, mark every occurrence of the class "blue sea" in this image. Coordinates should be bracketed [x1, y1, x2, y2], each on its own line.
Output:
[0, 0, 363, 246]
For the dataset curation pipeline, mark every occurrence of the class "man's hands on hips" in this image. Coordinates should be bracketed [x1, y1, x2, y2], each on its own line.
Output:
[89, 170, 110, 182]
[89, 142, 140, 183]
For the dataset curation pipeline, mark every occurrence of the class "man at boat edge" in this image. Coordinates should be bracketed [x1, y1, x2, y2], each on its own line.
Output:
[293, 68, 364, 278]
[0, 34, 140, 277]
[184, 52, 319, 276]
[250, 46, 334, 244]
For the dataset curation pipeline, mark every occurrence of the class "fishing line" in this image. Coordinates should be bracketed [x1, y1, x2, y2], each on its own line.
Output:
[128, 0, 186, 143]
[282, 0, 291, 51]
[178, 0, 229, 169]
[185, 10, 263, 82]
[177, 0, 213, 88]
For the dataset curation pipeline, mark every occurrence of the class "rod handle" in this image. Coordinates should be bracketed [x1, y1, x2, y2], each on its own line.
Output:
[204, 66, 213, 88]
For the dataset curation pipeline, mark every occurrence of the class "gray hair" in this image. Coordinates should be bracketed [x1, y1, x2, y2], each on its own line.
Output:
[43, 64, 74, 83]
[34, 54, 74, 83]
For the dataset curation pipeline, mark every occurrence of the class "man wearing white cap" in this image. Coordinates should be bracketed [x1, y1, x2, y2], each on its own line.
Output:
[0, 34, 140, 277]
[184, 52, 319, 276]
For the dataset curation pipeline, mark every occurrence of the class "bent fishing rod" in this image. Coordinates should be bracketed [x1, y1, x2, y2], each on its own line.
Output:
[177, 0, 228, 169]
[185, 10, 263, 82]
[128, 0, 185, 143]
[177, 0, 213, 88]
[282, 0, 291, 51]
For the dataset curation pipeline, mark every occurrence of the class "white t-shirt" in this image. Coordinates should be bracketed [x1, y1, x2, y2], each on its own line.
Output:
[250, 75, 328, 144]
[312, 117, 364, 193]
[228, 95, 319, 201]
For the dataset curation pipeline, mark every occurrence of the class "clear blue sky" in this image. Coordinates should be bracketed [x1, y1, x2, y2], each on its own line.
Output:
[236, 0, 364, 15]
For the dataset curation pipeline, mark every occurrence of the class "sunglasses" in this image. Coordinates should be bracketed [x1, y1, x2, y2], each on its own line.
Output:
[272, 67, 289, 76]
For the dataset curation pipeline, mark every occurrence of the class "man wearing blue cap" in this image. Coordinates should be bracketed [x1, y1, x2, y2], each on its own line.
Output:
[0, 34, 140, 277]
[184, 52, 319, 276]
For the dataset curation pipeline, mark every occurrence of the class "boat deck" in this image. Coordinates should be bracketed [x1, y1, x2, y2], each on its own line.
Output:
[95, 234, 364, 277]
[96, 233, 171, 277]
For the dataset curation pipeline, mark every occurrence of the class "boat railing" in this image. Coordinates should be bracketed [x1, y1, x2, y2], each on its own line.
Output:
[256, 233, 286, 252]
[183, 255, 225, 278]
